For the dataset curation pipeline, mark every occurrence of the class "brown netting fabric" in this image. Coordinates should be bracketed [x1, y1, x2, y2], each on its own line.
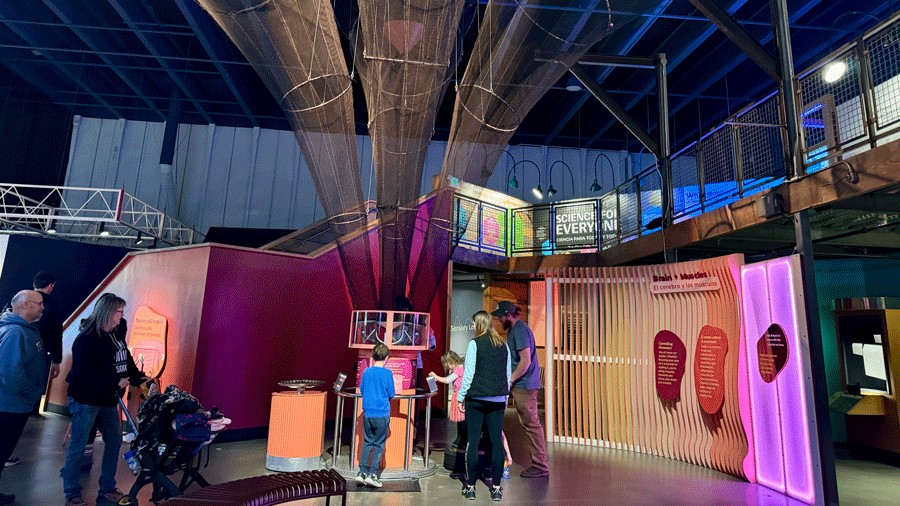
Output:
[354, 0, 466, 307]
[410, 1, 649, 307]
[196, 0, 377, 308]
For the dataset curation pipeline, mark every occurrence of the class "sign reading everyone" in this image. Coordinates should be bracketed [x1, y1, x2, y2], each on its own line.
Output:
[555, 205, 596, 248]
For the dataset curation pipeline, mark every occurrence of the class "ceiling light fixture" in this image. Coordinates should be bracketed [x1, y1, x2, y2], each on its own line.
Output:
[565, 76, 583, 92]
[822, 60, 848, 83]
[98, 223, 110, 237]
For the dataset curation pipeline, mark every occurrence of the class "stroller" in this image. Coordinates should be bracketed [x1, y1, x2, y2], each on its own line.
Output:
[122, 384, 231, 505]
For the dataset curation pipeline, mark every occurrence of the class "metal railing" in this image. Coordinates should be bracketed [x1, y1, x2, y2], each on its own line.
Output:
[0, 183, 203, 247]
[451, 15, 900, 258]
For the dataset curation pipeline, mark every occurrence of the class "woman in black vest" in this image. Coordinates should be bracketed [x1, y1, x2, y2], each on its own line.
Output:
[457, 311, 511, 501]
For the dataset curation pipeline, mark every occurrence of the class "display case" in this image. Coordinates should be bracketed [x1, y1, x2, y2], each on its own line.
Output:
[348, 310, 430, 349]
[834, 298, 900, 455]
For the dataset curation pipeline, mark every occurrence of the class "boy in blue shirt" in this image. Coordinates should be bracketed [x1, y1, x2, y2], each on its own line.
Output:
[357, 344, 395, 488]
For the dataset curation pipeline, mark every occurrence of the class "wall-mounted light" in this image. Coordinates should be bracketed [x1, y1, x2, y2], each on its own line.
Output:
[547, 160, 575, 199]
[592, 153, 615, 193]
[511, 159, 544, 201]
[822, 60, 848, 83]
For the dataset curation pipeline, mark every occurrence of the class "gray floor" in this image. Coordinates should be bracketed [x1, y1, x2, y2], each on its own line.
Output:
[0, 412, 896, 505]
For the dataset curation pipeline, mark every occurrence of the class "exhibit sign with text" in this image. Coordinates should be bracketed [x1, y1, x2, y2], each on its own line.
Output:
[654, 330, 687, 401]
[128, 306, 168, 379]
[554, 202, 597, 249]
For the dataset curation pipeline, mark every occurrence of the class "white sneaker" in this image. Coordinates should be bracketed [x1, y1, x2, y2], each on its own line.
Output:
[354, 473, 367, 484]
[364, 475, 383, 488]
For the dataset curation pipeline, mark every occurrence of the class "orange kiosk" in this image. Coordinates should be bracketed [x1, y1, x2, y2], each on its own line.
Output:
[331, 310, 437, 479]
[266, 380, 327, 471]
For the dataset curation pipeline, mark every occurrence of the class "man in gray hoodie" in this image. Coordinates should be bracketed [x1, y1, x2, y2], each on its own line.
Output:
[0, 290, 47, 505]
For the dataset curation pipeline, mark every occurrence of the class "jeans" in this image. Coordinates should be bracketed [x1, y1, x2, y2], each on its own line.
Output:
[511, 388, 548, 471]
[359, 416, 390, 475]
[464, 399, 505, 487]
[0, 411, 30, 482]
[62, 399, 122, 499]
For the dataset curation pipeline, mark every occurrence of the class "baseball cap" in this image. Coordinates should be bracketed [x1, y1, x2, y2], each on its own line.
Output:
[490, 301, 518, 317]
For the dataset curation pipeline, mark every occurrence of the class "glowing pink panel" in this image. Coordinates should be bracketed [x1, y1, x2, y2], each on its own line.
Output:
[769, 258, 819, 504]
[741, 256, 822, 505]
[741, 263, 786, 493]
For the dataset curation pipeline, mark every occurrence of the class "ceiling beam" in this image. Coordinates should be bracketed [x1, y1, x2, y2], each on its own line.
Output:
[174, 0, 257, 127]
[39, 0, 165, 120]
[584, 0, 752, 148]
[106, 0, 212, 123]
[571, 63, 659, 154]
[688, 0, 779, 80]
[0, 7, 120, 117]
[544, 0, 675, 145]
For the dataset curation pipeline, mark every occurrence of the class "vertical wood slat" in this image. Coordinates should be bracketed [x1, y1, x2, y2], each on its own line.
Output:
[547, 256, 748, 478]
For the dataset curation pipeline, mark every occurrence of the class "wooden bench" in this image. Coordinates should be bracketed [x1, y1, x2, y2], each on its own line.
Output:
[162, 469, 346, 505]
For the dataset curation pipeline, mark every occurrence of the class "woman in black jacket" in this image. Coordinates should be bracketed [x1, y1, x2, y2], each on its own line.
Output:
[61, 293, 133, 506]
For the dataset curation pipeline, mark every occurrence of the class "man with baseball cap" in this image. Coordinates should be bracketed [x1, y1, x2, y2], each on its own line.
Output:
[492, 300, 549, 478]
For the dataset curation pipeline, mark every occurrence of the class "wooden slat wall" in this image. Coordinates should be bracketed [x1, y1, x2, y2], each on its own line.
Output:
[547, 255, 749, 478]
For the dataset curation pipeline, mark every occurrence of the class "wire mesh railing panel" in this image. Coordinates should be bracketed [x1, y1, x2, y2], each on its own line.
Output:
[480, 203, 507, 253]
[511, 206, 552, 254]
[453, 196, 480, 248]
[699, 126, 738, 205]
[617, 180, 640, 241]
[553, 201, 598, 250]
[734, 92, 786, 189]
[671, 144, 700, 218]
[638, 170, 662, 230]
[798, 49, 866, 165]
[866, 22, 900, 130]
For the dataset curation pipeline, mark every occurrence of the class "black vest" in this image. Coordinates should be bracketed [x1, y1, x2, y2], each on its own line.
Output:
[466, 334, 509, 399]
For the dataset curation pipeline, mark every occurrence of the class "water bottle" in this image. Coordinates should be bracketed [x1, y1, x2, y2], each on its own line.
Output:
[502, 461, 510, 480]
[158, 443, 167, 456]
[123, 450, 141, 475]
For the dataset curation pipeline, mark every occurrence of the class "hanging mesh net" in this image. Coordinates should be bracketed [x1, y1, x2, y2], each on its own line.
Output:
[354, 0, 466, 307]
[410, 1, 649, 308]
[196, 0, 378, 308]
[196, 0, 653, 311]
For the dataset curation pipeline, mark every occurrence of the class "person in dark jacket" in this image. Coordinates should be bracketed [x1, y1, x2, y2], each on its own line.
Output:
[457, 311, 511, 502]
[61, 293, 132, 506]
[33, 271, 63, 380]
[0, 290, 46, 505]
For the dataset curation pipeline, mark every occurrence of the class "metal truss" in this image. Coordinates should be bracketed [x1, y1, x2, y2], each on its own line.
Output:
[0, 183, 203, 248]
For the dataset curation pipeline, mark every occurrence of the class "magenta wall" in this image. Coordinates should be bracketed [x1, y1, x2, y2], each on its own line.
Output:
[191, 245, 359, 430]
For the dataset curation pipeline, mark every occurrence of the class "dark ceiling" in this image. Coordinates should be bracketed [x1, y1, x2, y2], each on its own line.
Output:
[0, 0, 894, 153]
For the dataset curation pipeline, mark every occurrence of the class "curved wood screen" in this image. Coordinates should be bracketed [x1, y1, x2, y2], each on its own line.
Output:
[545, 254, 751, 479]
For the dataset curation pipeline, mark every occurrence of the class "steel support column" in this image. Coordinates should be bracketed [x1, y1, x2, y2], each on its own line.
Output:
[772, 0, 839, 504]
[159, 95, 182, 216]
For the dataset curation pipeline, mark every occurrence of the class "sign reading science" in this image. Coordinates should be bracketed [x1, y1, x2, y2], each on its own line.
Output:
[650, 271, 721, 294]
[555, 203, 596, 248]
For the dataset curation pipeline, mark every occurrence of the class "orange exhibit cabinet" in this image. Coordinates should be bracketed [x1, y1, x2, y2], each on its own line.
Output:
[266, 390, 327, 471]
[354, 389, 416, 470]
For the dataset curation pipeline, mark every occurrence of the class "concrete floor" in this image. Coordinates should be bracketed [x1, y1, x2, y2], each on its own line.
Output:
[0, 412, 896, 505]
